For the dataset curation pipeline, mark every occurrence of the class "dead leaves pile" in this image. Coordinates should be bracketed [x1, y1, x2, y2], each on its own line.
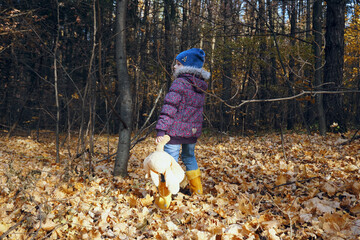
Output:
[0, 132, 359, 239]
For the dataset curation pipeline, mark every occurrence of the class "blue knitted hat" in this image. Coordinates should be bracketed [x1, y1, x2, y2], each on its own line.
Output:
[175, 48, 205, 68]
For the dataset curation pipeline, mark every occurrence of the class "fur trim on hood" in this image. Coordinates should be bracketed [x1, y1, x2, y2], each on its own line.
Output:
[174, 66, 211, 80]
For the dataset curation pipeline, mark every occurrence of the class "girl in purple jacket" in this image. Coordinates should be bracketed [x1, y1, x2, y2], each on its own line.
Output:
[154, 48, 210, 209]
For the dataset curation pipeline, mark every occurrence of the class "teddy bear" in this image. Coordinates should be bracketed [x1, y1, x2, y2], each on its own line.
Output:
[143, 135, 185, 209]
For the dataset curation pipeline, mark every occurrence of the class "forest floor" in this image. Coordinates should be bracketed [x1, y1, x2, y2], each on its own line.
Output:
[0, 131, 360, 239]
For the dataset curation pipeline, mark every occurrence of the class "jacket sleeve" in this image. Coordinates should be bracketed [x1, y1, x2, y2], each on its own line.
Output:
[155, 79, 184, 134]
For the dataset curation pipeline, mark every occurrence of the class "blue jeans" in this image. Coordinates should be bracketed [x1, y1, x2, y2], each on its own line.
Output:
[164, 143, 198, 171]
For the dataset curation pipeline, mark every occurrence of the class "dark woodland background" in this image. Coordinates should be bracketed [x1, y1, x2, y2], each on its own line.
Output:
[1, 0, 359, 139]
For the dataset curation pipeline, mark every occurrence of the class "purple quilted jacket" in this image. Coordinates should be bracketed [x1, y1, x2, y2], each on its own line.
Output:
[156, 66, 210, 144]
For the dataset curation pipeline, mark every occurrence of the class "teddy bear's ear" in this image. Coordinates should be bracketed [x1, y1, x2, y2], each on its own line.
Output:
[149, 170, 160, 187]
[143, 154, 151, 171]
[170, 158, 185, 183]
[164, 170, 180, 194]
[143, 157, 151, 178]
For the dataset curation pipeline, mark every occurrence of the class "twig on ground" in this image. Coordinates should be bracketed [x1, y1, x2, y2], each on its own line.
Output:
[30, 205, 42, 240]
[0, 213, 30, 240]
[266, 193, 298, 240]
[40, 223, 66, 240]
[272, 176, 320, 189]
[97, 152, 117, 163]
[340, 128, 360, 145]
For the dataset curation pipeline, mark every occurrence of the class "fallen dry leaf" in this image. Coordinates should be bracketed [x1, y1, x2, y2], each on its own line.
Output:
[350, 203, 360, 215]
[275, 173, 288, 186]
[140, 194, 154, 207]
[321, 182, 337, 197]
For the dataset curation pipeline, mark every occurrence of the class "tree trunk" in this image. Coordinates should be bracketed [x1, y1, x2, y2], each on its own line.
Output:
[221, 0, 232, 132]
[287, 0, 296, 130]
[267, 0, 277, 85]
[190, 0, 201, 46]
[164, 0, 175, 90]
[181, 0, 189, 50]
[139, 0, 150, 122]
[54, 0, 60, 163]
[313, 0, 326, 135]
[323, 0, 346, 132]
[304, 0, 312, 128]
[258, 0, 268, 126]
[114, 0, 132, 177]
[87, 0, 97, 172]
[357, 73, 360, 125]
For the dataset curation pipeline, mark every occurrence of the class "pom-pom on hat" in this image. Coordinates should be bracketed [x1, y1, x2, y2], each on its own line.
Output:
[175, 48, 205, 69]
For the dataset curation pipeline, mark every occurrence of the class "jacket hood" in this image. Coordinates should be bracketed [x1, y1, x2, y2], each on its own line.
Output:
[173, 66, 210, 92]
[174, 66, 211, 80]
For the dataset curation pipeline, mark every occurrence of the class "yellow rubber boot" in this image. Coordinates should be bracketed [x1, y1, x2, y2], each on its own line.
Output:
[186, 169, 203, 195]
[155, 179, 172, 209]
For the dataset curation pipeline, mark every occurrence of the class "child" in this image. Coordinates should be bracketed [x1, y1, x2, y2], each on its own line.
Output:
[155, 48, 210, 208]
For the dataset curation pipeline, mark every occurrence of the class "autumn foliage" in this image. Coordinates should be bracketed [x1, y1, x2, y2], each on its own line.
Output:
[0, 132, 359, 239]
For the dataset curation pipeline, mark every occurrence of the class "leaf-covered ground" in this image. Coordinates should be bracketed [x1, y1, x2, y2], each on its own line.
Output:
[0, 131, 359, 239]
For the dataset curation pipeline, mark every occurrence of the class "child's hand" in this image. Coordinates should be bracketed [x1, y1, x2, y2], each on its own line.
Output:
[155, 136, 164, 144]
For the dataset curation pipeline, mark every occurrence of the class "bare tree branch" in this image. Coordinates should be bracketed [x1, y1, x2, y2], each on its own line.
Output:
[209, 89, 360, 109]
[131, 85, 164, 144]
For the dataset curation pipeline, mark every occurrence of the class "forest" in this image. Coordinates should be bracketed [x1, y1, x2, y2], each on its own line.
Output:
[1, 0, 360, 139]
[1, 0, 360, 239]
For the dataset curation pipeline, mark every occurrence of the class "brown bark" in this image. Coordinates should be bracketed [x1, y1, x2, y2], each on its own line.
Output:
[323, 0, 346, 132]
[114, 0, 133, 177]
